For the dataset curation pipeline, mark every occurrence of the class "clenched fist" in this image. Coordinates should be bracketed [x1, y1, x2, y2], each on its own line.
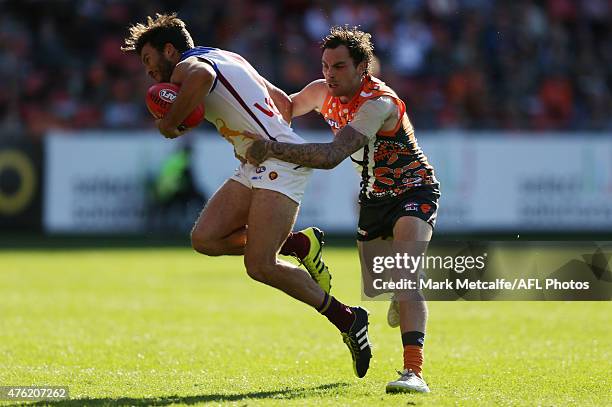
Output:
[246, 139, 273, 166]
[156, 119, 185, 139]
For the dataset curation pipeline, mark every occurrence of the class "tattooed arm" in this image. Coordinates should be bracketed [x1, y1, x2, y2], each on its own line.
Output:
[246, 94, 395, 168]
[246, 125, 368, 169]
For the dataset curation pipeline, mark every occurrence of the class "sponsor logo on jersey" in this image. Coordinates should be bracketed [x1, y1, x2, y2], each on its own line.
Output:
[159, 89, 177, 103]
[251, 176, 262, 180]
[269, 171, 278, 180]
[404, 202, 419, 211]
[357, 228, 368, 236]
[325, 118, 340, 129]
[255, 166, 266, 174]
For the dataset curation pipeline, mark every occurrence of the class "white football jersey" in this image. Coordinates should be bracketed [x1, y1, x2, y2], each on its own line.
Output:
[180, 47, 304, 158]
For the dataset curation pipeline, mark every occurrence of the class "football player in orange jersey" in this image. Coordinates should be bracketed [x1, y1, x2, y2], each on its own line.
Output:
[247, 26, 440, 393]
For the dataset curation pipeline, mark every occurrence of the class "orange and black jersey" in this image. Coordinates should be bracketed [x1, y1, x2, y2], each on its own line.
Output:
[321, 75, 438, 203]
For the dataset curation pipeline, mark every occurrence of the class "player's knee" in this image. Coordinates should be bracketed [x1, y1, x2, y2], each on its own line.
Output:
[244, 255, 276, 283]
[191, 230, 222, 256]
[244, 263, 267, 283]
[191, 239, 219, 256]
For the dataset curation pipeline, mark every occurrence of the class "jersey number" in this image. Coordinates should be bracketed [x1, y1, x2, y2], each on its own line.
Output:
[254, 97, 281, 118]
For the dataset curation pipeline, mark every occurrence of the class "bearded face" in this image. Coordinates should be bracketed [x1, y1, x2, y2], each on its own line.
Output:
[140, 43, 176, 83]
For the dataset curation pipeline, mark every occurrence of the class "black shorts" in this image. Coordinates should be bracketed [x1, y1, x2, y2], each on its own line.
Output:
[357, 186, 440, 241]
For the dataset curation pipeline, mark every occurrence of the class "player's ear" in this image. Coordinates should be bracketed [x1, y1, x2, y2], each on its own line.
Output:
[357, 60, 367, 77]
[163, 43, 176, 58]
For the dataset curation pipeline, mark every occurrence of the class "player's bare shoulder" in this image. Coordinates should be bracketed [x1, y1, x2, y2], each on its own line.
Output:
[170, 56, 216, 85]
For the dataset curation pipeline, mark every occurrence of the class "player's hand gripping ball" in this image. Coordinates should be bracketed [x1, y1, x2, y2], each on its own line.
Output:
[145, 82, 205, 129]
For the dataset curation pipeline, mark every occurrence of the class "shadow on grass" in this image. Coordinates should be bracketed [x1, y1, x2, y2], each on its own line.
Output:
[13, 382, 350, 406]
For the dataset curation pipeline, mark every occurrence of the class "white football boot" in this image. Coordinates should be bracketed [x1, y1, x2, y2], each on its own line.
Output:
[386, 369, 431, 393]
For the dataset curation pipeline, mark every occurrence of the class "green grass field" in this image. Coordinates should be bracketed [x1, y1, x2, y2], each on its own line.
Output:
[1, 247, 610, 406]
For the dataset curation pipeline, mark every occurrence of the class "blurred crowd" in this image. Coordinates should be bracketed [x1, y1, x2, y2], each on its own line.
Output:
[1, 0, 611, 140]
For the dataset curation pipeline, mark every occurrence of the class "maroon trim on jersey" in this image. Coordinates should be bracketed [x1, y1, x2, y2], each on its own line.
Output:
[214, 69, 277, 141]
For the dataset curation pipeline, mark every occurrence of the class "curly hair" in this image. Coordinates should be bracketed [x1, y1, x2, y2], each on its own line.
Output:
[122, 13, 194, 55]
[321, 26, 374, 74]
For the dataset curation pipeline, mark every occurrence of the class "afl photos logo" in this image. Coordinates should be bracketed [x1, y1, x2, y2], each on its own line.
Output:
[159, 89, 177, 103]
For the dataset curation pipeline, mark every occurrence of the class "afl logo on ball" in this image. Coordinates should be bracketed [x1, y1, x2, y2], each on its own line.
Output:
[269, 171, 278, 180]
[159, 89, 177, 103]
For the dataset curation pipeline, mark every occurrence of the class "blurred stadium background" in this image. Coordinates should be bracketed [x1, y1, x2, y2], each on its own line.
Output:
[1, 0, 611, 239]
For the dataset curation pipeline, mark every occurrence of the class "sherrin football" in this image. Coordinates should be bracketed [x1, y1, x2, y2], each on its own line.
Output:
[145, 82, 205, 128]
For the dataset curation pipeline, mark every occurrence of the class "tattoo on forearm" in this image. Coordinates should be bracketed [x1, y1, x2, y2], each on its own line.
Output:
[269, 129, 368, 169]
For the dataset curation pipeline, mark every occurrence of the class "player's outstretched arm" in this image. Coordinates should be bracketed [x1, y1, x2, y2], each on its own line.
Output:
[246, 96, 396, 168]
[265, 79, 327, 123]
[158, 59, 215, 138]
[246, 125, 368, 169]
[290, 79, 327, 118]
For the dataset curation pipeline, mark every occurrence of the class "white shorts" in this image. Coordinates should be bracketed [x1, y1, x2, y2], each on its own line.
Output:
[230, 159, 312, 204]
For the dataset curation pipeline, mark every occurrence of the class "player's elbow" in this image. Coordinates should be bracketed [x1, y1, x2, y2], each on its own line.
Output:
[282, 103, 293, 123]
[277, 101, 292, 124]
[319, 147, 347, 169]
[319, 159, 340, 170]
[271, 89, 293, 122]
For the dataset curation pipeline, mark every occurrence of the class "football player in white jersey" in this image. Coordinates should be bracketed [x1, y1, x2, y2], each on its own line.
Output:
[122, 13, 372, 378]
